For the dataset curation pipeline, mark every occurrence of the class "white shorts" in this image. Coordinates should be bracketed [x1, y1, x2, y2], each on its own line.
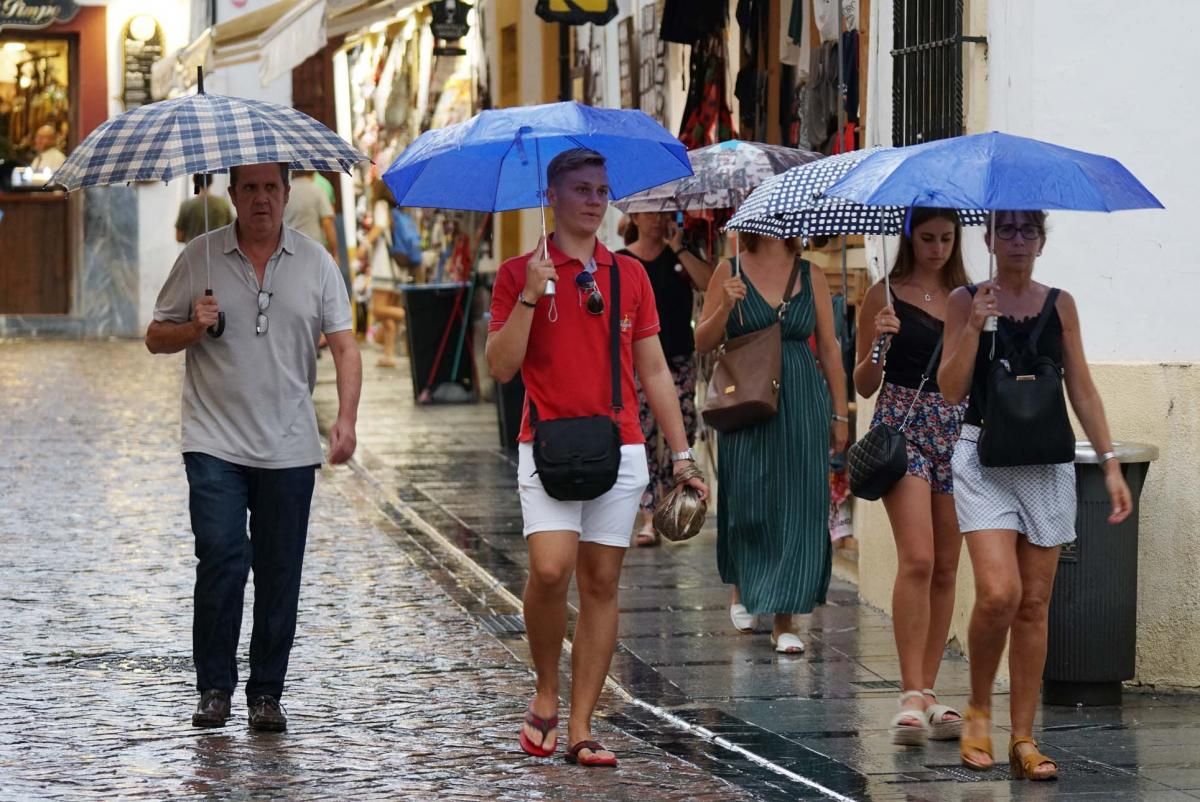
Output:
[517, 443, 650, 548]
[952, 425, 1077, 547]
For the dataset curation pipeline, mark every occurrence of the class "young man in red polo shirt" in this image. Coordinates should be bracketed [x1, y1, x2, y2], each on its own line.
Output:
[487, 148, 708, 767]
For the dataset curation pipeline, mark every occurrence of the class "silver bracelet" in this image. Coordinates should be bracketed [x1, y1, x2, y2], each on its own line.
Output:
[1100, 450, 1117, 465]
[832, 414, 850, 424]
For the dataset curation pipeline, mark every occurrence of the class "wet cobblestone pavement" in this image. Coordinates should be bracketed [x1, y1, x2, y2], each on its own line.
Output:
[309, 344, 1200, 802]
[0, 341, 754, 801]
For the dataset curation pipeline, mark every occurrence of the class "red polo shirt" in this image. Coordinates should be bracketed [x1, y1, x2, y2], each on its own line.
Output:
[489, 236, 660, 444]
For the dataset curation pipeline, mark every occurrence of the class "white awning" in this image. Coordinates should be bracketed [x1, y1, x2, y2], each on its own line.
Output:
[258, 0, 328, 87]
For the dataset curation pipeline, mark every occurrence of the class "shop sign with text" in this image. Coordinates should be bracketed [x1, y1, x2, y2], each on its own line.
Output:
[0, 0, 79, 32]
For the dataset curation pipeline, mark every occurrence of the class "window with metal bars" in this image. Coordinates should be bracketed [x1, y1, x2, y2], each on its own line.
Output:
[892, 0, 982, 146]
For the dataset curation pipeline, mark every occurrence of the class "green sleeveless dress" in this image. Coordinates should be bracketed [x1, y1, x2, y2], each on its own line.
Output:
[716, 260, 832, 615]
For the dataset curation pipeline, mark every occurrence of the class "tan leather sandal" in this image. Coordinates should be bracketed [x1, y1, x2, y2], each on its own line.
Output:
[1009, 736, 1058, 781]
[959, 704, 994, 770]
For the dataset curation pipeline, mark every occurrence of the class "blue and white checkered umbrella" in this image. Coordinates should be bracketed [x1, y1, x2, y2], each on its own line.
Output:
[52, 85, 366, 190]
[727, 148, 986, 239]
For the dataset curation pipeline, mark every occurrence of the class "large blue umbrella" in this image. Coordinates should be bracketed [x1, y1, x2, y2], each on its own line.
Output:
[824, 131, 1163, 212]
[826, 131, 1163, 337]
[382, 101, 692, 213]
[383, 101, 690, 393]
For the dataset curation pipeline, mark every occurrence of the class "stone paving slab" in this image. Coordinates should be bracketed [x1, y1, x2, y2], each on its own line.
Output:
[311, 346, 1200, 801]
[0, 341, 753, 802]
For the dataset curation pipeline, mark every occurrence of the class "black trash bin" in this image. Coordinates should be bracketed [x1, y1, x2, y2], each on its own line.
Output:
[495, 373, 525, 452]
[399, 281, 478, 403]
[1043, 441, 1159, 706]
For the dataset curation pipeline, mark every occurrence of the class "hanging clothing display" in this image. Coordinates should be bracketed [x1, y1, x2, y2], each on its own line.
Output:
[679, 35, 735, 150]
[842, 28, 859, 123]
[780, 0, 803, 67]
[660, 0, 726, 44]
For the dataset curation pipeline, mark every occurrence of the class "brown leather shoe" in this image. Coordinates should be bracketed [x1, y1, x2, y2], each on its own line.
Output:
[247, 695, 287, 732]
[191, 689, 231, 727]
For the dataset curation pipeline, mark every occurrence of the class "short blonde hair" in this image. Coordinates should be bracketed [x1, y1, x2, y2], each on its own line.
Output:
[547, 148, 606, 187]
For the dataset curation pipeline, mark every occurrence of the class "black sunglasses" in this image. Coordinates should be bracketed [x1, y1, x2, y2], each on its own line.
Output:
[575, 271, 604, 315]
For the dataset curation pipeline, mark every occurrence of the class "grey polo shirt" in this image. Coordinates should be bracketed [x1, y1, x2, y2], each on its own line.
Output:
[154, 224, 352, 469]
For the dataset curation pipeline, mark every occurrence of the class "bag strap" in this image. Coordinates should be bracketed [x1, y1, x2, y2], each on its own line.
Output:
[1027, 288, 1060, 354]
[609, 257, 623, 412]
[777, 258, 804, 319]
[898, 335, 944, 432]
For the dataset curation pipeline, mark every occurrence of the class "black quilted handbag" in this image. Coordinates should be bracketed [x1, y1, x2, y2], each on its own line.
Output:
[848, 338, 943, 501]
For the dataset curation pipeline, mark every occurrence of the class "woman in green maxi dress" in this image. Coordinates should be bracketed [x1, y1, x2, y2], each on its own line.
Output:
[695, 234, 850, 653]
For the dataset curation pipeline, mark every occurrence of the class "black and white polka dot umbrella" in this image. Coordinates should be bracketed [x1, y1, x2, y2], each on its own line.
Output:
[727, 148, 986, 239]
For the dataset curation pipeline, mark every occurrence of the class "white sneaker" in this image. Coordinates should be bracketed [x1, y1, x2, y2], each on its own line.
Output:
[729, 603, 756, 632]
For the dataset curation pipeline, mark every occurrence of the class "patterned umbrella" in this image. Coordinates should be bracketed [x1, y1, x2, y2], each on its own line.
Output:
[51, 70, 367, 339]
[614, 140, 822, 213]
[726, 148, 987, 239]
[52, 77, 366, 190]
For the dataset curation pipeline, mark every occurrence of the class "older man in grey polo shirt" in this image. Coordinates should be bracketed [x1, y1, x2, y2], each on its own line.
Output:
[146, 162, 362, 732]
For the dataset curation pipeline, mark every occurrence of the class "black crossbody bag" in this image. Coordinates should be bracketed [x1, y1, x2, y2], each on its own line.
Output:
[847, 336, 943, 501]
[530, 261, 623, 501]
[976, 287, 1075, 467]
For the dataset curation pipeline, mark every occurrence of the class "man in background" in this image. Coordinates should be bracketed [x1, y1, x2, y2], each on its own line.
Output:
[175, 174, 234, 244]
[284, 170, 338, 261]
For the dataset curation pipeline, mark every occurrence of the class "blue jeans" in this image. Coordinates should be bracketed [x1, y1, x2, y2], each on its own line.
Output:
[184, 453, 316, 701]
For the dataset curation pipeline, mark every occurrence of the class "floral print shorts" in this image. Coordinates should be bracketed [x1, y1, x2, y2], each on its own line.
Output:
[869, 381, 967, 495]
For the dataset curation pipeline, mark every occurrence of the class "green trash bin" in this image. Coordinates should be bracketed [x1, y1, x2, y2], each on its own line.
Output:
[1043, 441, 1159, 706]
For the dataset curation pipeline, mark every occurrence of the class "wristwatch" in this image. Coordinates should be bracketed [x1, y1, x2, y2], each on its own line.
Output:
[832, 413, 850, 424]
[517, 291, 537, 308]
[671, 448, 695, 462]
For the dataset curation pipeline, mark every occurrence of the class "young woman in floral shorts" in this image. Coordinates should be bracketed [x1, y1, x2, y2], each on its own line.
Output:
[854, 207, 970, 746]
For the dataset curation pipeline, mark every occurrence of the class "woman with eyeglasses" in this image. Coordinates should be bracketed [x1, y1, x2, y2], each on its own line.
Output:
[939, 210, 1132, 780]
[854, 207, 971, 746]
[695, 233, 849, 654]
[619, 212, 714, 546]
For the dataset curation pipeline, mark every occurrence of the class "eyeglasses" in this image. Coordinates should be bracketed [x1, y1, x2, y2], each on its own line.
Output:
[994, 223, 1044, 241]
[256, 290, 272, 335]
[575, 271, 604, 315]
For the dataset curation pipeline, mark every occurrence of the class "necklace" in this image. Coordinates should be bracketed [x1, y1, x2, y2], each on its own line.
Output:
[902, 283, 940, 303]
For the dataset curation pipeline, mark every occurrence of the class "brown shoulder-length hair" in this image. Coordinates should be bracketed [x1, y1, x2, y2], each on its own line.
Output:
[740, 232, 803, 255]
[889, 207, 969, 290]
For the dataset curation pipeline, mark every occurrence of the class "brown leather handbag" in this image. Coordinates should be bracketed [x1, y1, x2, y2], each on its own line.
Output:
[701, 260, 802, 433]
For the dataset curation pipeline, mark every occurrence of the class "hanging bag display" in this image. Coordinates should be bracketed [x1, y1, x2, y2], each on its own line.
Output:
[701, 260, 801, 433]
[976, 288, 1075, 467]
[847, 337, 943, 501]
[531, 262, 624, 501]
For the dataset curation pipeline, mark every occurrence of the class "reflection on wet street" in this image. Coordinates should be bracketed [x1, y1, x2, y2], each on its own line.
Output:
[3, 341, 1200, 801]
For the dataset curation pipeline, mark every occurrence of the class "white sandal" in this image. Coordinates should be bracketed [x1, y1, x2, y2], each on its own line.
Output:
[729, 603, 756, 633]
[890, 690, 931, 746]
[769, 632, 805, 654]
[923, 689, 963, 741]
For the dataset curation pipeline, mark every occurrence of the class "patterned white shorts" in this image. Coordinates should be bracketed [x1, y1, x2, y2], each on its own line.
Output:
[951, 425, 1077, 547]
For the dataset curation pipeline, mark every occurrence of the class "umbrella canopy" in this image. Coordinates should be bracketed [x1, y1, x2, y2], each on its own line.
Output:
[382, 101, 692, 212]
[824, 131, 1163, 212]
[52, 90, 367, 190]
[614, 140, 822, 214]
[727, 148, 987, 239]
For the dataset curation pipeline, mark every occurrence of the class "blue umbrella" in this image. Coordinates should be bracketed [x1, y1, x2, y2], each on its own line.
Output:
[382, 101, 692, 213]
[824, 131, 1163, 212]
[826, 131, 1163, 337]
[383, 101, 690, 393]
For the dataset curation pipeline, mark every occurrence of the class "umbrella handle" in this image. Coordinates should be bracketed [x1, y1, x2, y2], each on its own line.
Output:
[205, 289, 225, 338]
